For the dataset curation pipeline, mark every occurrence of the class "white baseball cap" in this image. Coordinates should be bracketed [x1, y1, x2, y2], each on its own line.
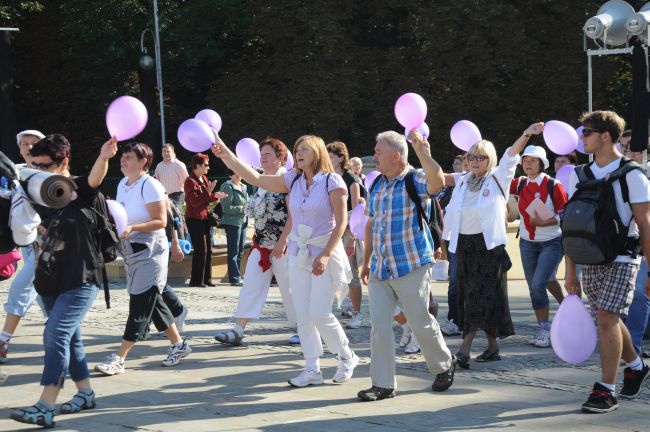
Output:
[16, 130, 45, 147]
[521, 145, 549, 170]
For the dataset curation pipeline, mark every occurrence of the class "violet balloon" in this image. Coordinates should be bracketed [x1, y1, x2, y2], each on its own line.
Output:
[106, 199, 128, 237]
[394, 93, 427, 129]
[575, 126, 586, 154]
[543, 120, 578, 155]
[195, 109, 223, 133]
[105, 96, 148, 141]
[285, 151, 294, 170]
[236, 138, 261, 167]
[177, 119, 214, 152]
[555, 164, 575, 188]
[405, 122, 430, 142]
[450, 120, 482, 152]
[349, 203, 369, 241]
[550, 294, 597, 364]
[364, 170, 380, 191]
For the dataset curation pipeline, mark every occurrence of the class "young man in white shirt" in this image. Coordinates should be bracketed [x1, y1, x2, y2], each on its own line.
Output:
[566, 111, 650, 413]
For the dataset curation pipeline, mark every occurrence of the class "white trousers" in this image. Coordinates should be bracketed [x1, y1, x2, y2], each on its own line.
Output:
[288, 254, 350, 359]
[234, 249, 296, 325]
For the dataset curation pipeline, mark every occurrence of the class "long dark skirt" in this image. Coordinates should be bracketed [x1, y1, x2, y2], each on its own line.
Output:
[457, 233, 514, 339]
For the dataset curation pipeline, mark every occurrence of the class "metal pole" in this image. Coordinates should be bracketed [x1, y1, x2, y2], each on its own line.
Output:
[152, 0, 166, 145]
[588, 53, 593, 162]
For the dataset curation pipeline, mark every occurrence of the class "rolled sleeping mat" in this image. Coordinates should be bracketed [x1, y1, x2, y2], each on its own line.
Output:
[17, 167, 77, 209]
[0, 151, 17, 180]
[178, 239, 192, 254]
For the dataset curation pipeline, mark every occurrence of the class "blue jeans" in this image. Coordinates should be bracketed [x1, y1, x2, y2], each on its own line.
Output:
[446, 247, 460, 324]
[520, 237, 564, 311]
[625, 258, 649, 354]
[4, 245, 45, 317]
[224, 223, 246, 283]
[40, 283, 98, 387]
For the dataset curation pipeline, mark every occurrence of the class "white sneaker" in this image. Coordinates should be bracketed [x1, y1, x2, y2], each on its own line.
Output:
[95, 353, 125, 376]
[346, 312, 364, 329]
[529, 328, 543, 346]
[175, 306, 189, 333]
[534, 329, 551, 348]
[332, 352, 359, 383]
[288, 369, 324, 387]
[162, 340, 192, 367]
[404, 335, 421, 354]
[440, 319, 461, 336]
[398, 326, 412, 348]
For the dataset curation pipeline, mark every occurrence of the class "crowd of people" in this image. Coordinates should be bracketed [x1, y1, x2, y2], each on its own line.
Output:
[1, 109, 649, 428]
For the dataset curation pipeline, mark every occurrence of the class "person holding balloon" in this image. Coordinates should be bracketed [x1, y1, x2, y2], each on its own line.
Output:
[442, 123, 538, 369]
[220, 168, 250, 286]
[509, 145, 568, 348]
[211, 134, 359, 387]
[95, 142, 191, 378]
[214, 137, 297, 346]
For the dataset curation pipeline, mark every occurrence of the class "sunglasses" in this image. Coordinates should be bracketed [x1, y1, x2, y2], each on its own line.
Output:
[31, 161, 59, 170]
[581, 127, 604, 137]
[467, 155, 488, 162]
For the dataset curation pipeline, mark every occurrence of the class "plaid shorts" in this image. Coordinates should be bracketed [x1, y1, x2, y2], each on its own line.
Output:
[582, 262, 638, 316]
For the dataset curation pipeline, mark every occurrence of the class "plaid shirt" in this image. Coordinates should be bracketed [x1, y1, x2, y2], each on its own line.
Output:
[367, 167, 434, 280]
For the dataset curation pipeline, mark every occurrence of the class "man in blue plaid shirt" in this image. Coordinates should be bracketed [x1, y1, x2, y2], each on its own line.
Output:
[357, 130, 455, 402]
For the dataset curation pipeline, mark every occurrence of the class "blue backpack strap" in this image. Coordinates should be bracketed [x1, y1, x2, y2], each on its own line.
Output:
[404, 171, 426, 231]
[515, 177, 526, 196]
[546, 177, 557, 209]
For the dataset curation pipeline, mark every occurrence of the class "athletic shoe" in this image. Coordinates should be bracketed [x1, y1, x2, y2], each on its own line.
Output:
[581, 382, 618, 413]
[620, 363, 650, 400]
[440, 319, 461, 336]
[162, 340, 192, 367]
[357, 385, 395, 401]
[346, 312, 364, 329]
[175, 306, 189, 333]
[0, 341, 7, 364]
[59, 390, 96, 414]
[95, 353, 125, 376]
[288, 334, 300, 345]
[534, 329, 551, 348]
[642, 348, 650, 359]
[288, 369, 323, 387]
[332, 352, 359, 383]
[398, 326, 412, 348]
[404, 335, 421, 354]
[11, 403, 56, 428]
[529, 328, 544, 346]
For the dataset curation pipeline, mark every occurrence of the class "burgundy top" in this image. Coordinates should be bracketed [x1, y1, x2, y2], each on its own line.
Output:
[183, 173, 218, 220]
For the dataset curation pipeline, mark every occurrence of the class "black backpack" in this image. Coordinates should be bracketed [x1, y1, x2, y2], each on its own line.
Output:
[370, 170, 444, 249]
[0, 194, 15, 254]
[561, 158, 644, 265]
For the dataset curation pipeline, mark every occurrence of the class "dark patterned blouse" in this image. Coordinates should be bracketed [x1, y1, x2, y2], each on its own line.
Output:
[244, 187, 288, 249]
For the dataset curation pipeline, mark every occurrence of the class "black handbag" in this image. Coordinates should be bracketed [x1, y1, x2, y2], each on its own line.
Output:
[207, 210, 220, 228]
[496, 245, 512, 272]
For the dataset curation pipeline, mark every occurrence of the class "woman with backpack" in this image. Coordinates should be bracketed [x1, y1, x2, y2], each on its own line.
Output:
[214, 137, 297, 346]
[509, 145, 568, 348]
[441, 123, 540, 369]
[327, 141, 366, 330]
[95, 143, 191, 377]
[212, 134, 359, 387]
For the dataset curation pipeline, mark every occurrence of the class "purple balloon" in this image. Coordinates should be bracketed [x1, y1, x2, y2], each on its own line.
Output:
[177, 119, 214, 152]
[394, 93, 427, 129]
[543, 120, 578, 155]
[195, 109, 222, 133]
[106, 199, 128, 237]
[550, 294, 597, 364]
[450, 120, 482, 151]
[285, 151, 294, 170]
[105, 96, 148, 141]
[364, 170, 380, 191]
[575, 126, 586, 154]
[236, 138, 260, 167]
[555, 164, 575, 188]
[405, 122, 430, 142]
[349, 203, 369, 241]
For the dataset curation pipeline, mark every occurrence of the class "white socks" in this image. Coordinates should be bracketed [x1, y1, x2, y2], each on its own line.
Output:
[0, 331, 11, 345]
[305, 357, 320, 372]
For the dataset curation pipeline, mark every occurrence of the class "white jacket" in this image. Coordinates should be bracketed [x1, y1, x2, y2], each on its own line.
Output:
[443, 150, 520, 253]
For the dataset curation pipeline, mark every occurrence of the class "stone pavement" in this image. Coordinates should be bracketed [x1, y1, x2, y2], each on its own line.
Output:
[0, 277, 648, 431]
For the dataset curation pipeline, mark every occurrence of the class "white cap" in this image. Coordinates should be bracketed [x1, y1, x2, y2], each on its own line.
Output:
[16, 130, 45, 147]
[521, 145, 549, 170]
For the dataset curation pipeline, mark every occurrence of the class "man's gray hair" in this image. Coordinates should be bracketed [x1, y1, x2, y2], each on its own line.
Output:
[376, 131, 408, 161]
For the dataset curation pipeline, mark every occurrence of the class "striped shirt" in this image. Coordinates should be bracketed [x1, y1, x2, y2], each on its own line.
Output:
[367, 167, 434, 280]
[154, 159, 189, 194]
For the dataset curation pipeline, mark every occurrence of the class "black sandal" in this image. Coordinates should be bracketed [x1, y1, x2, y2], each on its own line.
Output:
[456, 351, 470, 369]
[475, 348, 500, 362]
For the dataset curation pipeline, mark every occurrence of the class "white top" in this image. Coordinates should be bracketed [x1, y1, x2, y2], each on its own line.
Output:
[568, 158, 650, 263]
[154, 159, 189, 194]
[459, 190, 483, 234]
[443, 150, 520, 253]
[116, 174, 167, 227]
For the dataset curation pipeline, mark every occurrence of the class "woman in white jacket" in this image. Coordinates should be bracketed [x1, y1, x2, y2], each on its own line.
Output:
[442, 123, 542, 369]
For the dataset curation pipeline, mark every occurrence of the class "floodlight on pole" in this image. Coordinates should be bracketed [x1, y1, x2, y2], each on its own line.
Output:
[626, 2, 650, 44]
[583, 0, 636, 47]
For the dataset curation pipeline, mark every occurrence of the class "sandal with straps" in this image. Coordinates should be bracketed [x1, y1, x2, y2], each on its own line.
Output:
[475, 348, 501, 362]
[214, 329, 244, 346]
[456, 351, 470, 369]
[60, 390, 96, 414]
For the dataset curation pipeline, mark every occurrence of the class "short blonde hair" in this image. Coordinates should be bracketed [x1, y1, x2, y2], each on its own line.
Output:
[293, 135, 334, 176]
[467, 140, 498, 173]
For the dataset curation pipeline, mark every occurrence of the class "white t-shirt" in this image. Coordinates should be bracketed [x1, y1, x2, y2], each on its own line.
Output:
[459, 189, 483, 234]
[568, 158, 650, 263]
[116, 175, 167, 226]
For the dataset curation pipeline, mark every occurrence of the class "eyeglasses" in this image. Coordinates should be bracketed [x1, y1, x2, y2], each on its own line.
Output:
[467, 155, 488, 162]
[581, 127, 604, 137]
[31, 161, 59, 170]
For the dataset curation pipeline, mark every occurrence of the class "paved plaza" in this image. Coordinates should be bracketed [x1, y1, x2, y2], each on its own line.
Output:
[0, 277, 648, 431]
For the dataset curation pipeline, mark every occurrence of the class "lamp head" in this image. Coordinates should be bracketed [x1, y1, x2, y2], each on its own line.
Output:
[626, 2, 650, 44]
[584, 0, 636, 46]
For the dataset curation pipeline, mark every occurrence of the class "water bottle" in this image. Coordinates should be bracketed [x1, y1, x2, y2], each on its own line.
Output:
[0, 177, 10, 199]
